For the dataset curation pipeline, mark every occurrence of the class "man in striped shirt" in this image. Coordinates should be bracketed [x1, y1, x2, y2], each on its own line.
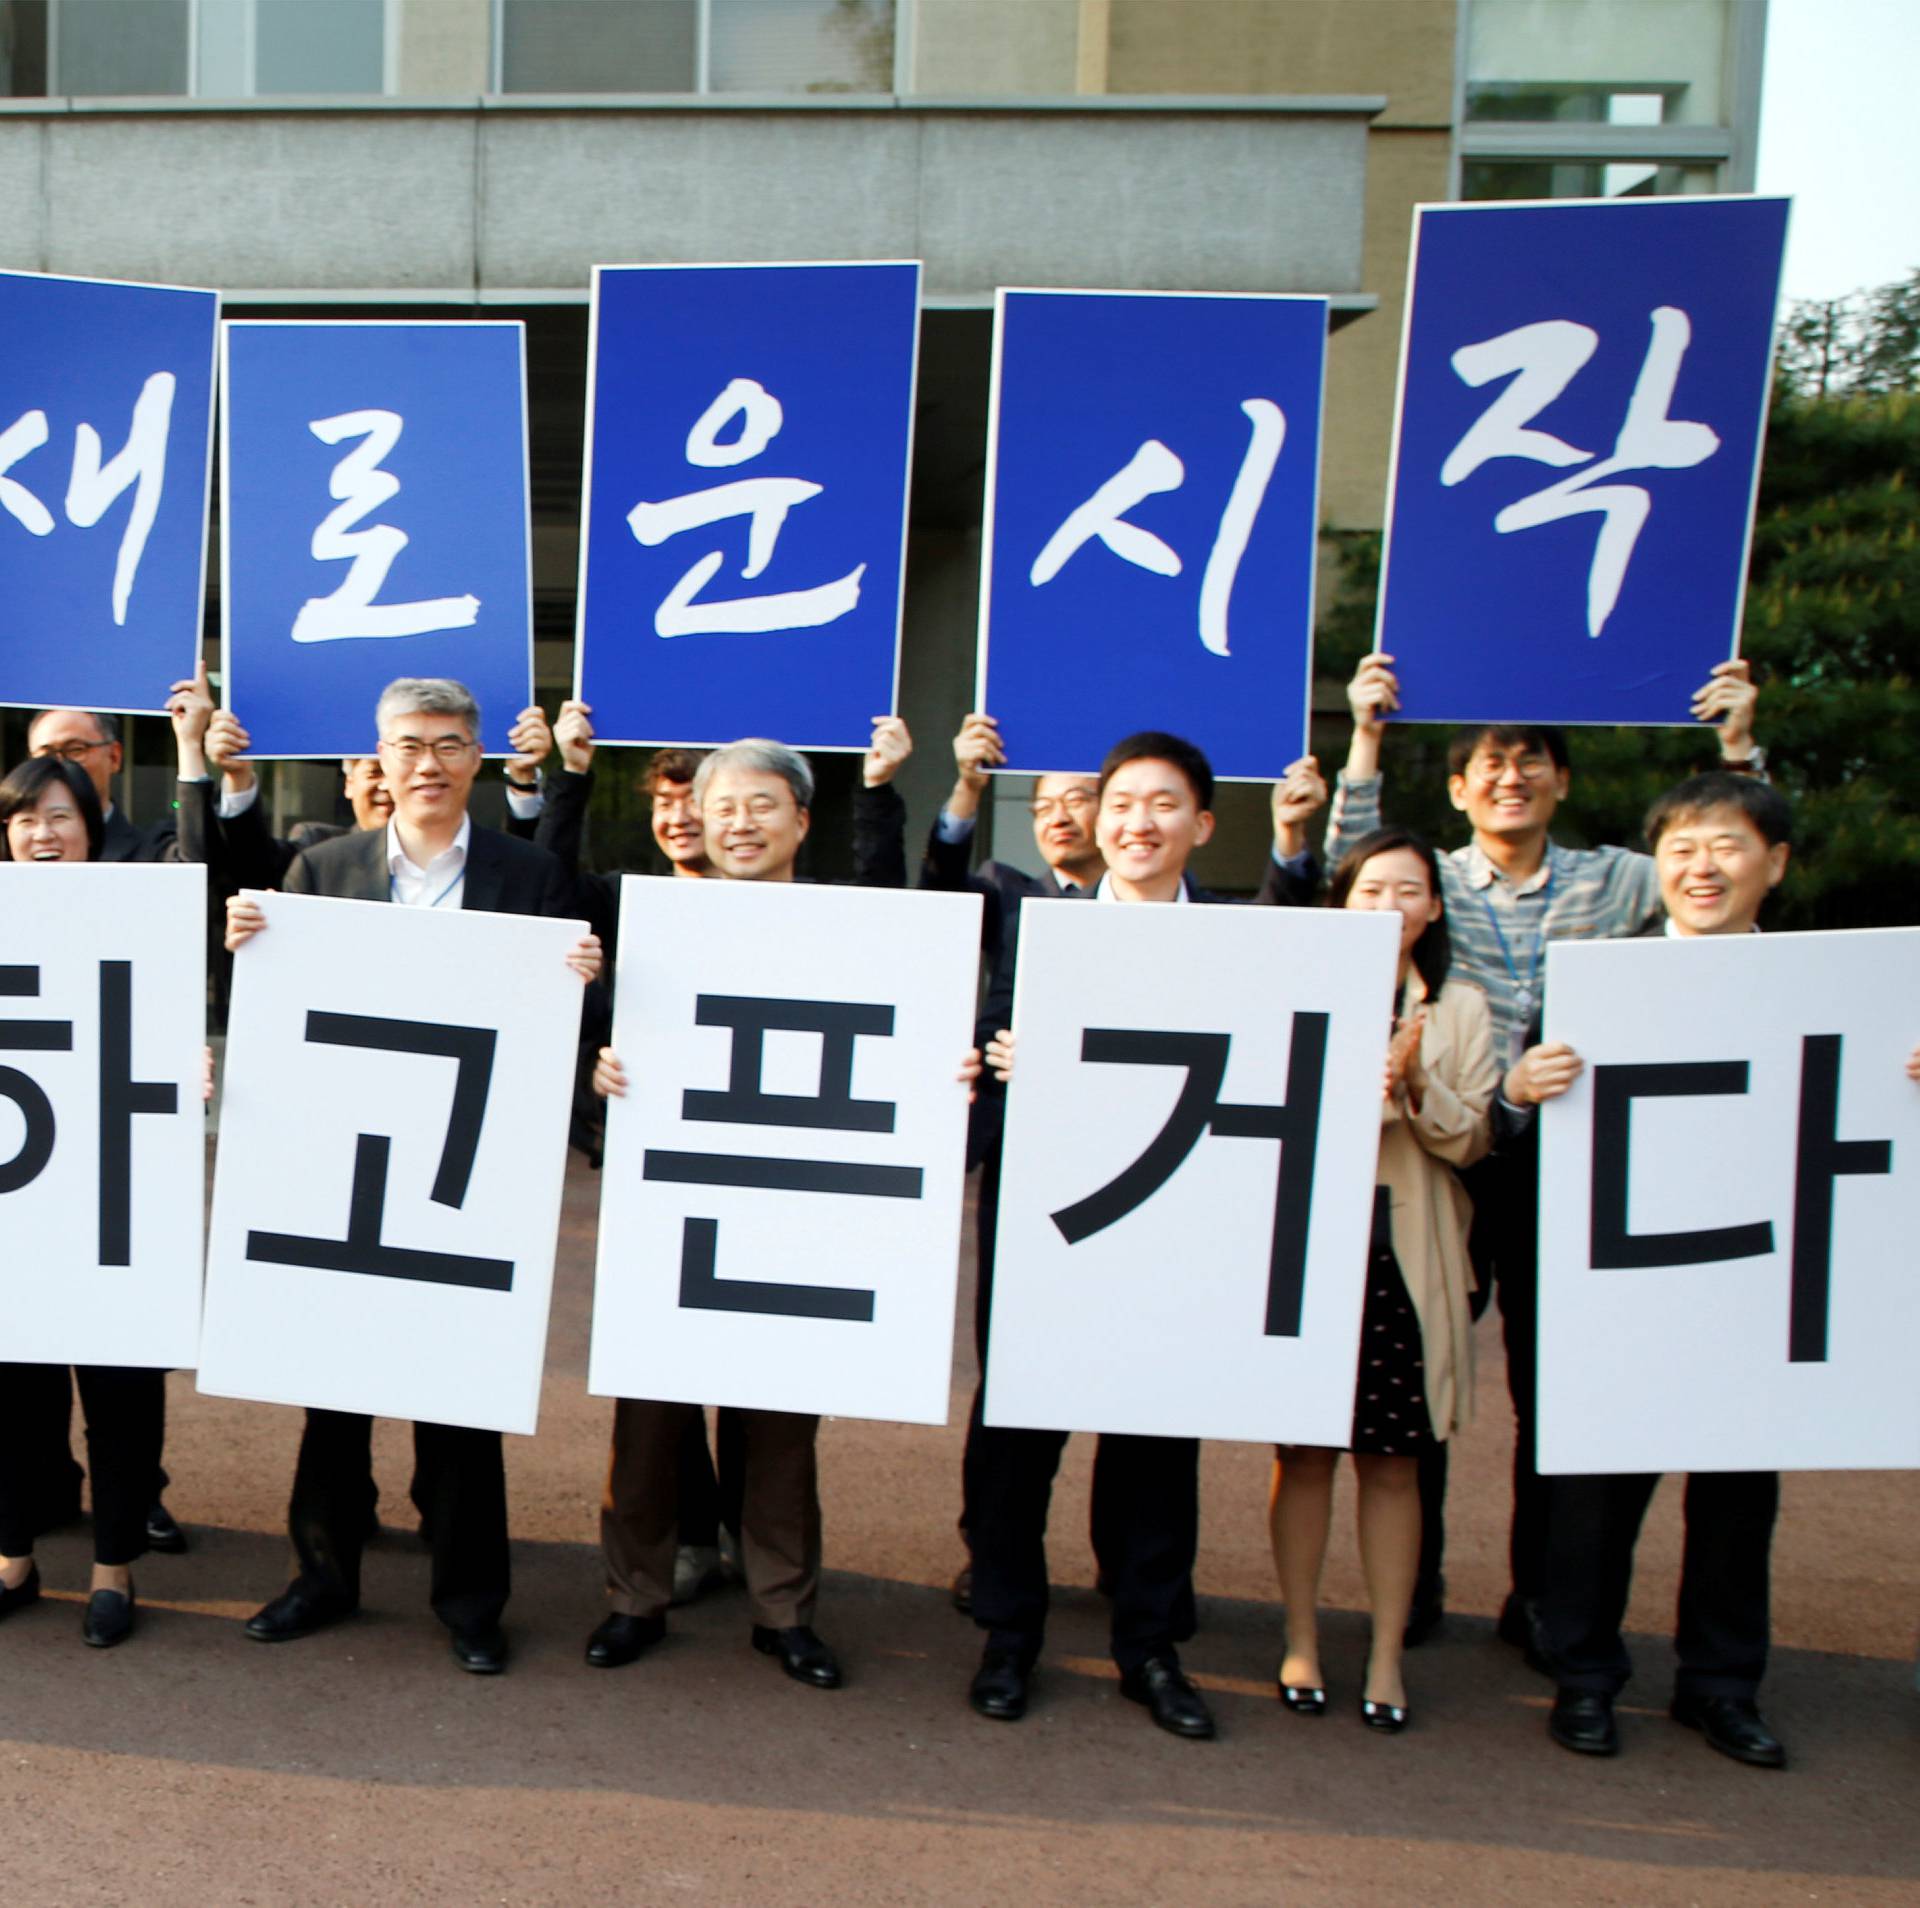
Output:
[1319, 648, 1766, 1659]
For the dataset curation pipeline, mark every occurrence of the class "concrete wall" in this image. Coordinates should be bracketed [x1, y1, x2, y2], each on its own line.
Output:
[0, 98, 1376, 303]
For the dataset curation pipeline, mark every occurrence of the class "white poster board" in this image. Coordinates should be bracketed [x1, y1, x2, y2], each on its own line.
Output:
[199, 892, 587, 1435]
[0, 865, 206, 1367]
[987, 901, 1401, 1443]
[1538, 930, 1920, 1474]
[589, 877, 982, 1425]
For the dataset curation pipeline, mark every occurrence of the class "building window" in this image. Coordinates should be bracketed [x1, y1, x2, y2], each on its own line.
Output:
[1464, 0, 1734, 129]
[494, 0, 894, 95]
[1460, 159, 1716, 203]
[1, 0, 391, 97]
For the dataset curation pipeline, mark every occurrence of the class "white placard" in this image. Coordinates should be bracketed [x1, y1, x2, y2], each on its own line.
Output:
[987, 901, 1401, 1443]
[199, 892, 587, 1435]
[588, 877, 982, 1425]
[1538, 930, 1920, 1474]
[0, 865, 207, 1367]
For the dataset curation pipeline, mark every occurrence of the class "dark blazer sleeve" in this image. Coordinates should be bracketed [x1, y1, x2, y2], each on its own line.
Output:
[850, 782, 908, 889]
[533, 768, 593, 878]
[919, 817, 975, 893]
[1254, 849, 1320, 908]
[206, 788, 301, 890]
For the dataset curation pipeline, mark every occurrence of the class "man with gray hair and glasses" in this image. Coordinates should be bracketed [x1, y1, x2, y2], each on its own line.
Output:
[224, 677, 602, 1676]
[586, 727, 960, 1692]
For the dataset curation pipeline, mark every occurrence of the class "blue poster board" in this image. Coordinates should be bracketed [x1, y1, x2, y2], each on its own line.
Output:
[1377, 196, 1790, 725]
[222, 322, 533, 757]
[0, 270, 216, 715]
[576, 261, 920, 750]
[978, 289, 1327, 782]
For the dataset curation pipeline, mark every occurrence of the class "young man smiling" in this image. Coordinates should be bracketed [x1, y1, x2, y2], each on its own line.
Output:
[967, 730, 1278, 1742]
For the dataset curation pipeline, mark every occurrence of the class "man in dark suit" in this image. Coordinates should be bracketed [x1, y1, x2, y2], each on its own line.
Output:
[222, 677, 599, 1676]
[1505, 772, 1802, 1770]
[961, 730, 1321, 1741]
[922, 713, 1324, 1621]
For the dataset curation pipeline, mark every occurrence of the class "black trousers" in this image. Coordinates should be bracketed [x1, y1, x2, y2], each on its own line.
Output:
[1415, 1154, 1548, 1610]
[962, 1152, 1198, 1672]
[1539, 1469, 1778, 1701]
[0, 1363, 164, 1566]
[673, 1408, 746, 1551]
[288, 1409, 509, 1635]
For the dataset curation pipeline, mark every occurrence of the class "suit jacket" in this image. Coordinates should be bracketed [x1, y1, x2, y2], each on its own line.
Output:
[281, 817, 574, 921]
[100, 800, 181, 864]
[192, 787, 539, 896]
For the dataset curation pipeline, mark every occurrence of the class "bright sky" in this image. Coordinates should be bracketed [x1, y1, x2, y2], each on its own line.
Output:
[1757, 0, 1920, 302]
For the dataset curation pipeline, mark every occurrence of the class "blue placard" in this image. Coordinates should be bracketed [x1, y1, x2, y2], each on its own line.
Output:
[0, 271, 216, 715]
[1377, 197, 1789, 725]
[576, 261, 920, 750]
[978, 290, 1327, 782]
[222, 322, 533, 757]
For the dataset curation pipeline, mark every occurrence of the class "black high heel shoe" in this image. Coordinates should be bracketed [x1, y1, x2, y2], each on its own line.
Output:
[1278, 1675, 1326, 1715]
[1359, 1696, 1409, 1733]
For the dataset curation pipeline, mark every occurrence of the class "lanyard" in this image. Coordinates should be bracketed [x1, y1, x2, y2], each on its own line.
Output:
[390, 867, 466, 909]
[1477, 858, 1554, 1035]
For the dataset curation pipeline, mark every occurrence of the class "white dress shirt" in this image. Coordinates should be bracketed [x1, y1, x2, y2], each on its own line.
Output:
[387, 815, 471, 909]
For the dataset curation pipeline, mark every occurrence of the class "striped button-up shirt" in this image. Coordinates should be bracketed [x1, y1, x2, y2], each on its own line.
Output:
[1326, 773, 1660, 1062]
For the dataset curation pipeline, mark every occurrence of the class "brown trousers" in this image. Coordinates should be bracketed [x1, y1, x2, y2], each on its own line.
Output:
[601, 1398, 821, 1628]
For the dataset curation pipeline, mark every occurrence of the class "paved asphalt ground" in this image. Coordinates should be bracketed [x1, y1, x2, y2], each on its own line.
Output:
[6, 1154, 1917, 1906]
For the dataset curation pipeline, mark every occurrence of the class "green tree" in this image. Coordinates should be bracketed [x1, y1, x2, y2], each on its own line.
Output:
[1312, 388, 1920, 932]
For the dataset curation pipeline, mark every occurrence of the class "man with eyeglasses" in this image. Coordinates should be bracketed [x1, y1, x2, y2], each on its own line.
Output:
[222, 677, 601, 1676]
[585, 732, 933, 1694]
[1321, 650, 1767, 1664]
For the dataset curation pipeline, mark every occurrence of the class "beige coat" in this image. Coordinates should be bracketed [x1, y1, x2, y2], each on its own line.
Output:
[1376, 971, 1498, 1442]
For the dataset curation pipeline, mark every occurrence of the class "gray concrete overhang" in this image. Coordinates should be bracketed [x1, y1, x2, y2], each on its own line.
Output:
[0, 92, 1384, 307]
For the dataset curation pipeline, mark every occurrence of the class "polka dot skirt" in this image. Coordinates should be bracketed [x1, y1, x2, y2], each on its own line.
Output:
[1348, 1246, 1435, 1457]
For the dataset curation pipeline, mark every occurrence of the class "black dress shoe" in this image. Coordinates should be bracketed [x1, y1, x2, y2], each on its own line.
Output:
[244, 1584, 356, 1643]
[751, 1624, 842, 1688]
[0, 1564, 44, 1622]
[1278, 1679, 1327, 1715]
[585, 1611, 666, 1668]
[1360, 1697, 1409, 1733]
[145, 1501, 188, 1555]
[1497, 1592, 1553, 1677]
[82, 1588, 136, 1649]
[1670, 1692, 1786, 1768]
[1119, 1656, 1216, 1740]
[950, 1565, 973, 1616]
[968, 1647, 1032, 1721]
[1548, 1689, 1620, 1756]
[451, 1626, 508, 1675]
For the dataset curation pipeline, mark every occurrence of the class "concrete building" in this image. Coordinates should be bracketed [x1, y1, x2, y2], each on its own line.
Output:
[0, 0, 1768, 872]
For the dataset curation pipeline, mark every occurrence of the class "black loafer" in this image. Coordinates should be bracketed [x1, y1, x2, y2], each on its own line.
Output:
[1671, 1692, 1786, 1768]
[1119, 1656, 1215, 1740]
[1548, 1689, 1620, 1756]
[950, 1565, 973, 1616]
[0, 1564, 42, 1623]
[145, 1501, 188, 1555]
[451, 1626, 508, 1675]
[244, 1584, 356, 1643]
[1360, 1697, 1409, 1733]
[82, 1588, 136, 1649]
[751, 1623, 842, 1688]
[968, 1647, 1032, 1721]
[1279, 1680, 1327, 1715]
[585, 1611, 666, 1669]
